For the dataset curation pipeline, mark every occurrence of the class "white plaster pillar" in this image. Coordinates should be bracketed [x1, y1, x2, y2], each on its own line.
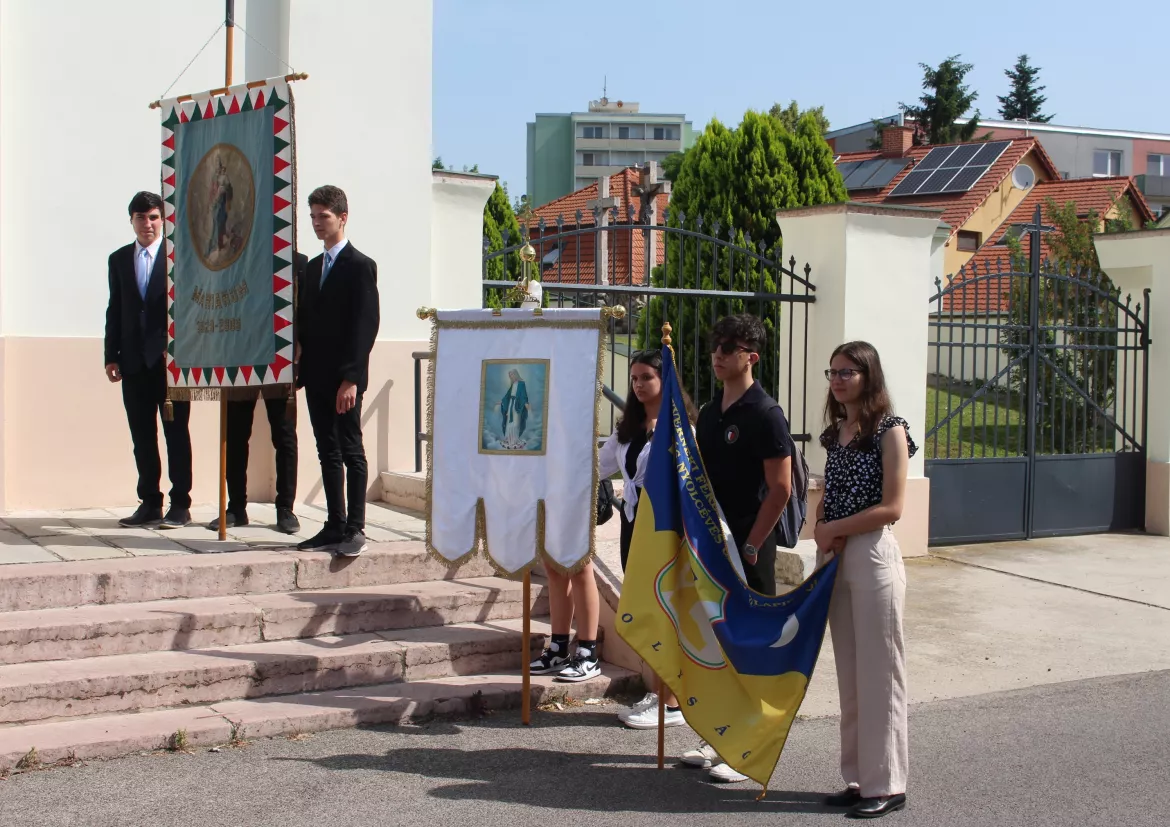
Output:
[1094, 228, 1170, 535]
[776, 203, 946, 557]
[429, 171, 497, 316]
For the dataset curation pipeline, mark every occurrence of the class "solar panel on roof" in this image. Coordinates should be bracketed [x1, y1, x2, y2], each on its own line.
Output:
[915, 146, 956, 171]
[850, 158, 912, 190]
[888, 140, 1013, 197]
[835, 161, 861, 182]
[841, 159, 885, 188]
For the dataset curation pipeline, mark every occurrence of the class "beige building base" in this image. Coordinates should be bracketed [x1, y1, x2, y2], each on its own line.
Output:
[0, 337, 425, 513]
[1146, 460, 1170, 537]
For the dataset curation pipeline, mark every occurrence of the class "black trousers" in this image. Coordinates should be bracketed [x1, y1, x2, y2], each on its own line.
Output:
[120, 360, 192, 509]
[225, 396, 298, 514]
[304, 384, 367, 532]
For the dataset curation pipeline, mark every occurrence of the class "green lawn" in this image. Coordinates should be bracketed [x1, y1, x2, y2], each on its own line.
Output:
[924, 385, 1024, 459]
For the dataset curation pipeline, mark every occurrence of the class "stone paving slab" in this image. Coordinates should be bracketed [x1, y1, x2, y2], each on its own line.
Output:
[0, 502, 427, 566]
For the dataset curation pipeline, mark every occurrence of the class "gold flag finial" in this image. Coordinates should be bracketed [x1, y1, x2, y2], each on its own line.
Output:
[661, 322, 672, 347]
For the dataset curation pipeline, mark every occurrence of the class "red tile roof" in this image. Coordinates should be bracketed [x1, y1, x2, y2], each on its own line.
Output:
[840, 138, 1061, 237]
[525, 168, 669, 285]
[942, 176, 1155, 314]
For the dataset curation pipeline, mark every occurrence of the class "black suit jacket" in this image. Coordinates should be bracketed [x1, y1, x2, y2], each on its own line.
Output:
[296, 242, 380, 393]
[104, 241, 169, 375]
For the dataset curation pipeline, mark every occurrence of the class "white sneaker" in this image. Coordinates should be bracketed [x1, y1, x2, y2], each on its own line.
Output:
[708, 762, 749, 783]
[617, 692, 657, 723]
[680, 740, 719, 768]
[622, 703, 685, 730]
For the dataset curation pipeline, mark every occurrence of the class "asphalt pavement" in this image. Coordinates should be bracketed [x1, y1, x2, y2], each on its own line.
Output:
[3, 668, 1167, 827]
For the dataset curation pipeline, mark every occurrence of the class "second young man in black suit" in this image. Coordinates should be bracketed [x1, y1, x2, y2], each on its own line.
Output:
[105, 191, 193, 528]
[296, 186, 380, 556]
[207, 251, 307, 535]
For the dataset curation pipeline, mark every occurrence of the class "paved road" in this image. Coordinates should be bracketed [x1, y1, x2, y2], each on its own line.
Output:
[4, 669, 1167, 827]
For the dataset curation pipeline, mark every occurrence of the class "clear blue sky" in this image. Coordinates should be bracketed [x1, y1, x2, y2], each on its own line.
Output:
[434, 0, 1166, 199]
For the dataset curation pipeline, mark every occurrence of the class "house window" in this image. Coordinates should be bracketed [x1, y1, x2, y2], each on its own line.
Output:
[1149, 154, 1168, 177]
[582, 153, 596, 166]
[582, 125, 603, 139]
[618, 126, 630, 140]
[1093, 150, 1122, 177]
[957, 230, 981, 252]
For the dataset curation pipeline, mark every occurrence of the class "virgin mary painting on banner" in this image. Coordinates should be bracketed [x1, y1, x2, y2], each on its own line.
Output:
[424, 308, 606, 576]
[159, 77, 297, 400]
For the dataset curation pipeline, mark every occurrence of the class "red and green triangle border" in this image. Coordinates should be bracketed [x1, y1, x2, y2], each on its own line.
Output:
[161, 78, 296, 390]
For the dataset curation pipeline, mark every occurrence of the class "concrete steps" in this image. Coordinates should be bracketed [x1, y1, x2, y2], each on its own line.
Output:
[380, 471, 426, 512]
[0, 539, 637, 771]
[0, 577, 549, 665]
[0, 542, 497, 613]
[0, 664, 638, 770]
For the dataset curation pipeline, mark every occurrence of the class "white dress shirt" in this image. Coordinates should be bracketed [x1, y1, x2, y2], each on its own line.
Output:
[134, 237, 163, 299]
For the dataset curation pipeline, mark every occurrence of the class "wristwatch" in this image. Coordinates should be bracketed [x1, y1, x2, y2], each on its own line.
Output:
[742, 543, 759, 561]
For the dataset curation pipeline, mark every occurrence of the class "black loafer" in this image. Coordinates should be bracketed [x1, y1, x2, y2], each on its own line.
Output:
[158, 507, 192, 529]
[849, 794, 906, 819]
[275, 507, 301, 535]
[207, 511, 248, 531]
[119, 503, 163, 528]
[825, 788, 862, 807]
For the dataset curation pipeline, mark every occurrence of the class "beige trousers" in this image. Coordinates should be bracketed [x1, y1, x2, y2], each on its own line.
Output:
[828, 526, 908, 798]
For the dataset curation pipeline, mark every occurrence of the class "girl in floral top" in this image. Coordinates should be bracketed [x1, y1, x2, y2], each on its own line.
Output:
[813, 341, 916, 820]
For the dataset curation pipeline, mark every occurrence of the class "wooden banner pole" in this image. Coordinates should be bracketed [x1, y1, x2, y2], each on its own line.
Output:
[521, 570, 532, 725]
[217, 0, 235, 543]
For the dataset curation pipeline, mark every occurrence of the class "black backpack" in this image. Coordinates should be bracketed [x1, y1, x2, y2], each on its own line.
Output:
[763, 405, 810, 549]
[597, 478, 618, 526]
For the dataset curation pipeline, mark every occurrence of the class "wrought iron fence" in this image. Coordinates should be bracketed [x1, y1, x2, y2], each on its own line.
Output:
[483, 208, 816, 444]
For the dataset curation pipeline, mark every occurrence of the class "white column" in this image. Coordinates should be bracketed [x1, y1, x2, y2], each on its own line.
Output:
[1095, 228, 1170, 534]
[430, 171, 497, 314]
[776, 203, 945, 557]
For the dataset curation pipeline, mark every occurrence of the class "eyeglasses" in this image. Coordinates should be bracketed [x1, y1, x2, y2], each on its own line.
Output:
[710, 340, 753, 356]
[825, 368, 864, 381]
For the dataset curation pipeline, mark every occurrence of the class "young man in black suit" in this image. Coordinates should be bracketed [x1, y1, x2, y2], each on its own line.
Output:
[207, 250, 308, 535]
[295, 186, 379, 556]
[104, 191, 193, 528]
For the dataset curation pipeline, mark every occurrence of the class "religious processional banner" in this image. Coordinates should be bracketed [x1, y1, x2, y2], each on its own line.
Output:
[160, 78, 296, 397]
[426, 308, 604, 576]
[617, 343, 839, 788]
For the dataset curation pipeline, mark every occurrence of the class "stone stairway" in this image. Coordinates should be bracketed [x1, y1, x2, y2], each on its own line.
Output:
[0, 542, 637, 771]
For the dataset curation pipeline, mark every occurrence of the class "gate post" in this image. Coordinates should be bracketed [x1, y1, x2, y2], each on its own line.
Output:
[777, 203, 947, 557]
[1095, 228, 1170, 535]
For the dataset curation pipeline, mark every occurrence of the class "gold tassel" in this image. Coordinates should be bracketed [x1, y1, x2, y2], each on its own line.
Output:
[755, 789, 767, 802]
[286, 384, 296, 416]
[163, 399, 174, 422]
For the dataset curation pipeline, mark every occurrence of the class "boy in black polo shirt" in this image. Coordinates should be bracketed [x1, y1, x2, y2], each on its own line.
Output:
[697, 313, 794, 595]
[683, 313, 796, 783]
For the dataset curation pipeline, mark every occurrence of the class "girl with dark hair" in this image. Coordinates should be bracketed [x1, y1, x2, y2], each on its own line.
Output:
[813, 341, 915, 819]
[598, 349, 696, 729]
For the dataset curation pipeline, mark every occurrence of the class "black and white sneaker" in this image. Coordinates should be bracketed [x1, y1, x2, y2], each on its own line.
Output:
[529, 647, 570, 675]
[556, 654, 601, 683]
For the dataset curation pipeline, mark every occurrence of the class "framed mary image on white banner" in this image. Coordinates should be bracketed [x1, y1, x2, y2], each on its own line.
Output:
[479, 359, 550, 455]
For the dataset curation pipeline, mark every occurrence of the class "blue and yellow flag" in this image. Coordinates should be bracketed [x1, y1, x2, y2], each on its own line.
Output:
[616, 344, 839, 787]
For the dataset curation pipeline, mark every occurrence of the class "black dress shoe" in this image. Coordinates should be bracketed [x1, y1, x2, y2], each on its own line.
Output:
[158, 507, 192, 529]
[275, 508, 301, 535]
[296, 526, 344, 551]
[825, 788, 862, 807]
[119, 503, 163, 528]
[849, 794, 906, 819]
[207, 511, 248, 531]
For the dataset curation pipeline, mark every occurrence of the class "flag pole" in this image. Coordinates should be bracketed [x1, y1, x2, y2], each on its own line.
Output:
[521, 569, 532, 725]
[216, 0, 236, 542]
[657, 321, 673, 771]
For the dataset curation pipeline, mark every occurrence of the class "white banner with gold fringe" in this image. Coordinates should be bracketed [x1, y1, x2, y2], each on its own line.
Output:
[425, 308, 604, 576]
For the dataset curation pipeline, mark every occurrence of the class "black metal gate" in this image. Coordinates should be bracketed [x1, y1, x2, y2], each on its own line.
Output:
[482, 204, 817, 446]
[925, 208, 1149, 545]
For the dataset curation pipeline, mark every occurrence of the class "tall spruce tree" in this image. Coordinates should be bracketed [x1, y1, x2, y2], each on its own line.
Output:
[769, 100, 831, 136]
[900, 55, 980, 145]
[997, 54, 1053, 123]
[482, 182, 522, 308]
[641, 111, 847, 400]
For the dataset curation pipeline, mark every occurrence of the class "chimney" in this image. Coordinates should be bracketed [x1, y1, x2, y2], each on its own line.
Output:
[881, 125, 914, 158]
